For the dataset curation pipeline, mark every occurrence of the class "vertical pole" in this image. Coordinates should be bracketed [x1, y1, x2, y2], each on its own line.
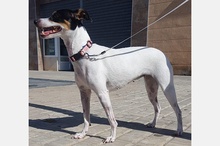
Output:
[146, 0, 149, 46]
[34, 0, 44, 71]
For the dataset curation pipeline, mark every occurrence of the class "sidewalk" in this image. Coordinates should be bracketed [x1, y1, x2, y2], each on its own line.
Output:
[29, 70, 191, 146]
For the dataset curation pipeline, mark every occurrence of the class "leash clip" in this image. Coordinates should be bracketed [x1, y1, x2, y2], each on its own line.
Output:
[84, 53, 97, 61]
[84, 53, 90, 59]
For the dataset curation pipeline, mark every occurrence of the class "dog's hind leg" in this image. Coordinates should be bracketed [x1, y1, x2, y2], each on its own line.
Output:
[74, 87, 91, 139]
[162, 82, 183, 136]
[144, 75, 161, 128]
[156, 62, 183, 136]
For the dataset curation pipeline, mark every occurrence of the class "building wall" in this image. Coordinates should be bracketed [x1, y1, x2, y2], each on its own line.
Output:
[147, 0, 191, 75]
[29, 0, 38, 70]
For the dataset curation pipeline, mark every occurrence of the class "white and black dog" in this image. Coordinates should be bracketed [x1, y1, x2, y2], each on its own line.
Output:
[34, 9, 183, 143]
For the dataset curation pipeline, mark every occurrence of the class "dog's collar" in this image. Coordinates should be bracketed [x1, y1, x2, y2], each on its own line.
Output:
[69, 40, 92, 62]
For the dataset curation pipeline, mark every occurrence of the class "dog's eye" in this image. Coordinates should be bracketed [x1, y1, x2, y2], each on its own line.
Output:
[49, 16, 53, 21]
[49, 15, 55, 21]
[49, 13, 61, 22]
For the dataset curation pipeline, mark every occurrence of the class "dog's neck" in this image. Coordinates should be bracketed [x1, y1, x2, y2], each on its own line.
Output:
[61, 26, 91, 56]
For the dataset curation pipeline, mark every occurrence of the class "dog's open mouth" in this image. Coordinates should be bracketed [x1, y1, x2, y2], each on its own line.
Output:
[39, 26, 62, 36]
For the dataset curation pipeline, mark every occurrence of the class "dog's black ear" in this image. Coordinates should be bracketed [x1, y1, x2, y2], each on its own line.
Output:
[72, 9, 90, 20]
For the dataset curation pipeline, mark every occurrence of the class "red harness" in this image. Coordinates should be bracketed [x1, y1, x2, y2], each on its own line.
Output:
[69, 40, 92, 62]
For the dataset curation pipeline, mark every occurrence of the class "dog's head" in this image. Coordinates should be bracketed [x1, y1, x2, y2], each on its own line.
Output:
[34, 9, 90, 39]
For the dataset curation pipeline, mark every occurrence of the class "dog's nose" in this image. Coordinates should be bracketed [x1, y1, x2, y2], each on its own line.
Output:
[34, 19, 38, 26]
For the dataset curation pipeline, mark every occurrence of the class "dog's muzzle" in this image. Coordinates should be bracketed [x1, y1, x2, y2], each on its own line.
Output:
[34, 19, 62, 37]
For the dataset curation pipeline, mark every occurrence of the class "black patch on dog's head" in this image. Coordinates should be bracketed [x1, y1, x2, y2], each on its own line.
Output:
[49, 9, 90, 30]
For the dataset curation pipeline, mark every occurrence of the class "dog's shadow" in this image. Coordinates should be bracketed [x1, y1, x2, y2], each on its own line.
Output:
[29, 103, 191, 140]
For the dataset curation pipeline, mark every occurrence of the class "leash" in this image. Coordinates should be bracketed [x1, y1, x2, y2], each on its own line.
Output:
[88, 0, 189, 58]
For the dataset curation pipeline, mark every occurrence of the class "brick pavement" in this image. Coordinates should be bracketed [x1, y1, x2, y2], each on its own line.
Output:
[29, 70, 191, 146]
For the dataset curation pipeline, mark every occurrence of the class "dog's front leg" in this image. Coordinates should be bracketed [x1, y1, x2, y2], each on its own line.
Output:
[74, 88, 91, 139]
[97, 90, 118, 143]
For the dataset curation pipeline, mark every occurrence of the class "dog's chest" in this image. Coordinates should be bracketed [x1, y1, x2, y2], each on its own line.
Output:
[73, 62, 90, 86]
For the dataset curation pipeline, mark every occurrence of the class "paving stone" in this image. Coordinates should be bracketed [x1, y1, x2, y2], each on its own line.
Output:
[44, 137, 77, 146]
[72, 137, 103, 146]
[138, 134, 173, 146]
[165, 137, 191, 146]
[87, 124, 110, 135]
[48, 131, 70, 138]
[101, 139, 133, 146]
[117, 129, 152, 144]
[29, 134, 58, 146]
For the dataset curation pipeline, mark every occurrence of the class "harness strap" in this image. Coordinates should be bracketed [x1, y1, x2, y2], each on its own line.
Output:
[69, 40, 92, 62]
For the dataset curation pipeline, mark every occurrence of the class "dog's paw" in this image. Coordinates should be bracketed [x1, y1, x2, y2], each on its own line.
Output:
[102, 136, 115, 143]
[174, 130, 183, 136]
[174, 127, 183, 136]
[73, 132, 86, 139]
[146, 123, 155, 128]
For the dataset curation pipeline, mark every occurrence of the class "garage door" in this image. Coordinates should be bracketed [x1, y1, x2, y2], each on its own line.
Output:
[83, 0, 132, 48]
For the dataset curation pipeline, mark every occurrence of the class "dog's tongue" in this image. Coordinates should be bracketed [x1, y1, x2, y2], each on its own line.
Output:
[44, 30, 52, 35]
[40, 30, 52, 36]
